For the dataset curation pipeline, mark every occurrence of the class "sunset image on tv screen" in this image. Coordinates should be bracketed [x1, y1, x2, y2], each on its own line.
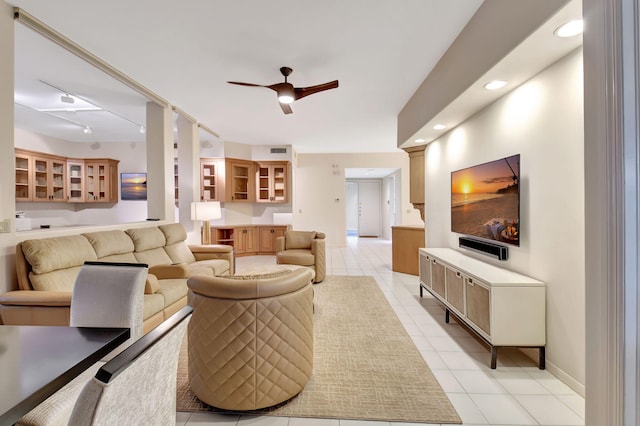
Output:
[451, 154, 520, 246]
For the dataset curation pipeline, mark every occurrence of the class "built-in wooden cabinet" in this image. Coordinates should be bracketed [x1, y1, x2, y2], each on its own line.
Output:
[200, 158, 223, 201]
[226, 159, 254, 202]
[211, 225, 289, 256]
[67, 160, 85, 202]
[199, 158, 290, 204]
[32, 153, 66, 201]
[14, 149, 119, 203]
[419, 248, 546, 369]
[84, 159, 119, 202]
[391, 225, 424, 275]
[255, 161, 288, 203]
[258, 225, 289, 253]
[15, 151, 31, 201]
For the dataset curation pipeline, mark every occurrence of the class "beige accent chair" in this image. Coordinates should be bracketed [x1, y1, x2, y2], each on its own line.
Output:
[275, 230, 326, 283]
[187, 267, 315, 410]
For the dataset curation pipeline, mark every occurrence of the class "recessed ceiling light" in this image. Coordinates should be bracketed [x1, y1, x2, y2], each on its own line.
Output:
[83, 126, 92, 134]
[554, 19, 583, 38]
[414, 138, 425, 143]
[484, 80, 507, 90]
[433, 124, 446, 130]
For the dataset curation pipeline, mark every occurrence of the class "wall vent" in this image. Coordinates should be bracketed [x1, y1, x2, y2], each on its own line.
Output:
[270, 148, 287, 154]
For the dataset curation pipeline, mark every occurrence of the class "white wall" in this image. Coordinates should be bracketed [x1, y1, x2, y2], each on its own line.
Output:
[424, 49, 585, 390]
[294, 152, 421, 247]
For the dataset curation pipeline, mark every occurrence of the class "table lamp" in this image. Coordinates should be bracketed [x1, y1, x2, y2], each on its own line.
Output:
[191, 201, 221, 245]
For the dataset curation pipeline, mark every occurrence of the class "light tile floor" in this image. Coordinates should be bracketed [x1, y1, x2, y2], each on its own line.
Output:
[177, 237, 585, 426]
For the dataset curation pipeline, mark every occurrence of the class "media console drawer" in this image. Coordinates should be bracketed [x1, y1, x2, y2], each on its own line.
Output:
[418, 247, 546, 369]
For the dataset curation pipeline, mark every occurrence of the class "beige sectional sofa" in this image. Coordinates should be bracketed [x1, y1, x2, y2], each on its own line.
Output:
[0, 223, 234, 332]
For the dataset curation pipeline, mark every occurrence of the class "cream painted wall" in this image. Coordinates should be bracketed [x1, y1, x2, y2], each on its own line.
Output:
[294, 152, 422, 247]
[424, 49, 585, 390]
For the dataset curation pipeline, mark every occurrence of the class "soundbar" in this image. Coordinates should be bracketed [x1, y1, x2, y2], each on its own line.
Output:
[459, 236, 508, 260]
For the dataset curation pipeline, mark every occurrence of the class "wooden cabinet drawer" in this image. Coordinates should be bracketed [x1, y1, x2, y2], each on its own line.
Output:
[419, 253, 431, 288]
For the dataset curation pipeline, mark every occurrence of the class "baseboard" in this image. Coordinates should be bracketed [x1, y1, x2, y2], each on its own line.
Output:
[520, 348, 585, 397]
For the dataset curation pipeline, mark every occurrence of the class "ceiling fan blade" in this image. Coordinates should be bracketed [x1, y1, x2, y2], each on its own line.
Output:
[227, 81, 267, 87]
[280, 102, 293, 115]
[294, 80, 339, 100]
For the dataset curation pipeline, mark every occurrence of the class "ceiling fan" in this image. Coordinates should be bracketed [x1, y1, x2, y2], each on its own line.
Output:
[228, 67, 339, 114]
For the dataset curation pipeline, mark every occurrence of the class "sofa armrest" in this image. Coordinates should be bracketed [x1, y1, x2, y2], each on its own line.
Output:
[189, 244, 233, 254]
[0, 290, 72, 307]
[189, 244, 235, 275]
[275, 236, 285, 253]
[149, 264, 189, 279]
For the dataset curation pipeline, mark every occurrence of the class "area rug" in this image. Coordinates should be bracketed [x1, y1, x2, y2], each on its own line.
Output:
[176, 275, 462, 424]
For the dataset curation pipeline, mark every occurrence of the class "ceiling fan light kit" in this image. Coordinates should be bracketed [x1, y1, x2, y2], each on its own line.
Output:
[228, 66, 338, 114]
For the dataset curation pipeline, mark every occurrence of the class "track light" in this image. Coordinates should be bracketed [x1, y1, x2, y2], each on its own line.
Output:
[60, 94, 75, 104]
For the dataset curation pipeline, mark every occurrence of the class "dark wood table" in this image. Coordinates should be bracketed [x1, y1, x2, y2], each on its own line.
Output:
[0, 325, 130, 426]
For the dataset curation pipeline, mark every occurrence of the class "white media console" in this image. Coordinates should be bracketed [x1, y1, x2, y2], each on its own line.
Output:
[419, 248, 546, 369]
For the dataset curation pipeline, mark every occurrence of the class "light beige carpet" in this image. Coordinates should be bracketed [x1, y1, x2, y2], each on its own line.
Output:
[176, 275, 462, 424]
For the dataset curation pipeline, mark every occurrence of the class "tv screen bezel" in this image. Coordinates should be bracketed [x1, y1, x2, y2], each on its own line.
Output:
[450, 154, 520, 247]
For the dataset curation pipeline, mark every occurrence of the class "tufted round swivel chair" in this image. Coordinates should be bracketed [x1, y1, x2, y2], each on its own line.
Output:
[187, 267, 314, 410]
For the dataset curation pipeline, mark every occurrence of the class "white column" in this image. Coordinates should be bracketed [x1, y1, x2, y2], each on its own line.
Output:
[146, 101, 174, 221]
[176, 114, 199, 232]
[584, 0, 640, 424]
[0, 3, 14, 233]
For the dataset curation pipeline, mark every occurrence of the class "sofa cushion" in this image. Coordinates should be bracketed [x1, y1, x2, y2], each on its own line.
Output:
[276, 249, 315, 266]
[284, 231, 316, 250]
[143, 293, 165, 321]
[164, 242, 197, 264]
[22, 235, 97, 275]
[155, 279, 188, 307]
[30, 266, 84, 292]
[97, 253, 139, 263]
[133, 248, 173, 266]
[158, 223, 187, 245]
[189, 259, 230, 276]
[83, 230, 134, 258]
[126, 227, 166, 252]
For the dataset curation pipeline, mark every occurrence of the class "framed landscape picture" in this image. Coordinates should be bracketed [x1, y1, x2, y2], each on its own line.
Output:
[121, 173, 147, 200]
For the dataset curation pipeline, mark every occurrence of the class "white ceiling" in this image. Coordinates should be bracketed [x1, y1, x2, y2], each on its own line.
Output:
[9, 0, 484, 153]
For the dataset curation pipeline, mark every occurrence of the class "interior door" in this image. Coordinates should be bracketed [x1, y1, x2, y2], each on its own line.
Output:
[358, 180, 381, 237]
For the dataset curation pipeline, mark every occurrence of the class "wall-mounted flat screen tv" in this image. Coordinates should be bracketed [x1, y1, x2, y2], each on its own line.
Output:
[451, 154, 520, 246]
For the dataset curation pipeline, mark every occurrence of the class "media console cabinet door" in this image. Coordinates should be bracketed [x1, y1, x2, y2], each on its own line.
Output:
[419, 253, 432, 288]
[465, 278, 491, 337]
[445, 268, 465, 315]
[431, 259, 446, 298]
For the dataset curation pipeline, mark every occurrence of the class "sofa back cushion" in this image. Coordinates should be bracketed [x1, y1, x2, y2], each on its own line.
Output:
[83, 230, 135, 258]
[159, 223, 196, 264]
[21, 235, 97, 291]
[126, 227, 173, 266]
[284, 231, 317, 250]
[22, 235, 97, 275]
[30, 266, 84, 292]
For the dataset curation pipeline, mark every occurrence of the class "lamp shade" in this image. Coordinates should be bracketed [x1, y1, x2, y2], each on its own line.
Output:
[191, 201, 222, 221]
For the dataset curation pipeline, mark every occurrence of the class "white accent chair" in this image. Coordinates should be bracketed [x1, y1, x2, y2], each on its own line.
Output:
[17, 262, 148, 426]
[68, 306, 191, 425]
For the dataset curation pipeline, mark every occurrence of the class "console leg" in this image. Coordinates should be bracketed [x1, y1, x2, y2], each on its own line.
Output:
[420, 285, 423, 297]
[539, 347, 546, 370]
[491, 346, 498, 369]
[445, 308, 450, 324]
